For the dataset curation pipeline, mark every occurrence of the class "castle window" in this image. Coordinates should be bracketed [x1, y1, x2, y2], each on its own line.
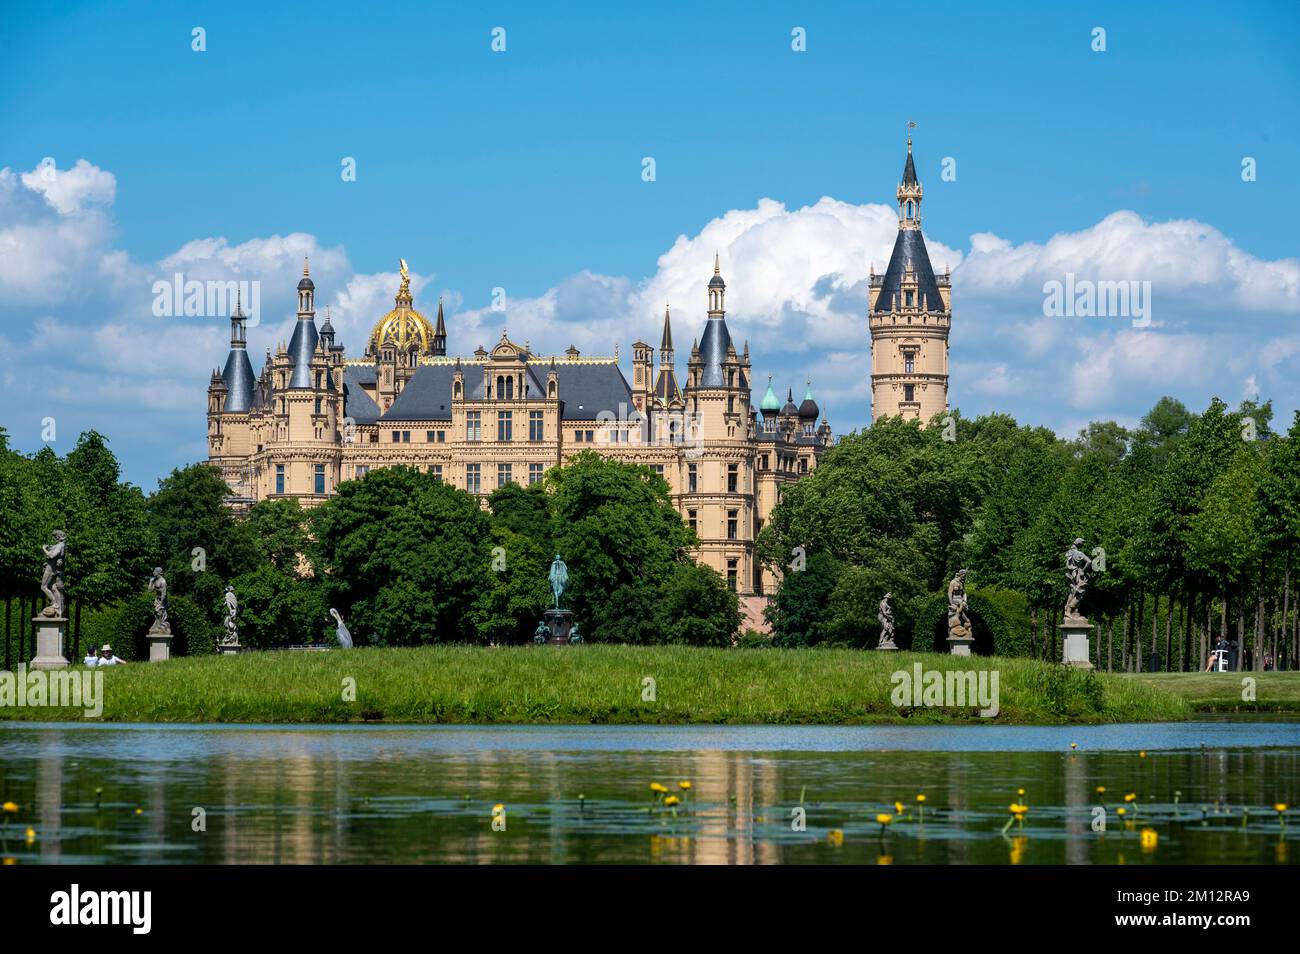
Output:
[430, 464, 443, 481]
[905, 353, 915, 374]
[529, 411, 544, 441]
[687, 463, 697, 494]
[687, 510, 697, 533]
[548, 381, 556, 398]
[466, 412, 481, 442]
[651, 464, 664, 476]
[466, 464, 481, 494]
[454, 381, 462, 399]
[275, 465, 285, 495]
[314, 464, 325, 495]
[904, 384, 915, 402]
[356, 465, 370, 478]
[727, 463, 738, 493]
[497, 411, 512, 442]
[727, 510, 738, 540]
[573, 430, 583, 443]
[726, 559, 738, 592]
[759, 455, 768, 471]
[497, 463, 512, 488]
[506, 376, 514, 400]
[799, 458, 808, 474]
[315, 398, 322, 414]
[528, 463, 544, 485]
[905, 291, 914, 308]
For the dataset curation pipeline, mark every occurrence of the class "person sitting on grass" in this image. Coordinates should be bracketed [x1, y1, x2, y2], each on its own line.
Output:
[82, 647, 99, 667]
[98, 644, 127, 666]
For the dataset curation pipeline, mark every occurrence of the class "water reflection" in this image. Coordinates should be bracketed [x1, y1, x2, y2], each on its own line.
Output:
[0, 724, 1297, 864]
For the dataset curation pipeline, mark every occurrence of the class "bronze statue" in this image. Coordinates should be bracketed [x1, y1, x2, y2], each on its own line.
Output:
[40, 530, 66, 618]
[548, 554, 568, 609]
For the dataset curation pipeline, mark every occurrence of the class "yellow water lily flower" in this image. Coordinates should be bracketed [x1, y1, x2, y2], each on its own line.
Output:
[492, 803, 504, 813]
[876, 813, 893, 826]
[1071, 742, 1078, 750]
[1009, 803, 1029, 816]
[1, 802, 17, 814]
[1095, 786, 1106, 795]
[894, 801, 904, 814]
[827, 829, 844, 846]
[1140, 828, 1158, 850]
[1116, 807, 1127, 817]
[915, 794, 926, 803]
[678, 781, 692, 791]
[664, 796, 680, 807]
[1276, 803, 1289, 813]
[1123, 793, 1137, 803]
[650, 783, 668, 794]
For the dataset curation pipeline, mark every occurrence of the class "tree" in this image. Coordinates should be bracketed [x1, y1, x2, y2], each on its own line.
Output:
[310, 466, 491, 645]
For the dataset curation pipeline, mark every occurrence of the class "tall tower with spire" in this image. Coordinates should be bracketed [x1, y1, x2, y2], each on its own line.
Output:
[868, 131, 951, 423]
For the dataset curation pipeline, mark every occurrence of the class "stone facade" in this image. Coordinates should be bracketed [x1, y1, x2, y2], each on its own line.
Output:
[207, 257, 832, 597]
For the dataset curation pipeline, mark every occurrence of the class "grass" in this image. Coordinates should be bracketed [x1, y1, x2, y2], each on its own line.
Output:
[1124, 671, 1300, 713]
[0, 645, 1197, 725]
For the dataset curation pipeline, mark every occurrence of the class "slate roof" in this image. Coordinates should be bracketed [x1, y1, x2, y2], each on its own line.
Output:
[373, 360, 634, 423]
[221, 348, 256, 412]
[342, 365, 382, 424]
[872, 228, 945, 314]
[286, 317, 319, 388]
[697, 317, 731, 387]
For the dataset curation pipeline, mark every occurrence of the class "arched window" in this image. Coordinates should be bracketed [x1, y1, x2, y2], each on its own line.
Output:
[505, 376, 514, 399]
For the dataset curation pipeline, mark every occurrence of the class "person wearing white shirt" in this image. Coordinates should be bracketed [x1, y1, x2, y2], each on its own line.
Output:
[83, 648, 99, 667]
[98, 644, 127, 666]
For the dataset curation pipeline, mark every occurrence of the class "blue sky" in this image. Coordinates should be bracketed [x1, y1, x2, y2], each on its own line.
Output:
[1, 0, 1298, 487]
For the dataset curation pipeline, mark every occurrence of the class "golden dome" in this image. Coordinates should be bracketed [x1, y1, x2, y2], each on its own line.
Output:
[367, 259, 436, 356]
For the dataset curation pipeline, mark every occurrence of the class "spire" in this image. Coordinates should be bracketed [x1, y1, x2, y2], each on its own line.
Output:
[220, 293, 255, 412]
[432, 295, 447, 357]
[760, 372, 780, 416]
[653, 305, 682, 404]
[660, 304, 674, 356]
[897, 125, 923, 229]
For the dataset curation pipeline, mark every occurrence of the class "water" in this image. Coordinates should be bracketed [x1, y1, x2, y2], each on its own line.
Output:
[1, 722, 1297, 864]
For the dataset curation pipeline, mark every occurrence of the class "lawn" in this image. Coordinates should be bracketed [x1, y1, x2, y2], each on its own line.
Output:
[1124, 671, 1300, 713]
[0, 645, 1198, 725]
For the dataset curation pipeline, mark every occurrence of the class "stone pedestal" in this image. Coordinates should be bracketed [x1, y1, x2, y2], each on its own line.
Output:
[948, 635, 975, 656]
[1060, 619, 1094, 670]
[542, 609, 574, 645]
[147, 624, 173, 663]
[876, 642, 898, 651]
[217, 642, 243, 656]
[30, 615, 69, 670]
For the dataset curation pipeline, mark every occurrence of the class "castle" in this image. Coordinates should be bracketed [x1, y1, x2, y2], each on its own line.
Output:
[206, 139, 949, 597]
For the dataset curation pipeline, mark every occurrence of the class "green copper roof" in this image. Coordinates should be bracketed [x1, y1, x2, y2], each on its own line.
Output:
[761, 380, 780, 411]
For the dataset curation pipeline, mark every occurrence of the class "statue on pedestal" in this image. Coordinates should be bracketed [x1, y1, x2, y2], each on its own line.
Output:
[1064, 538, 1092, 623]
[534, 620, 549, 645]
[221, 585, 239, 646]
[40, 530, 67, 618]
[548, 554, 568, 609]
[877, 593, 897, 649]
[947, 569, 971, 641]
[148, 567, 169, 633]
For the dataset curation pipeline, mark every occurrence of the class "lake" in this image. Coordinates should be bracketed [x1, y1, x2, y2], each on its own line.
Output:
[1, 722, 1298, 864]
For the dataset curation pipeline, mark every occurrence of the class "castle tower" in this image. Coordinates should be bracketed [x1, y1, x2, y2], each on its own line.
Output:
[869, 133, 951, 423]
[683, 255, 755, 594]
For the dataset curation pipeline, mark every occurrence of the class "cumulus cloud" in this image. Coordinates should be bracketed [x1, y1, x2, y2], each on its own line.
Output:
[2, 157, 1299, 485]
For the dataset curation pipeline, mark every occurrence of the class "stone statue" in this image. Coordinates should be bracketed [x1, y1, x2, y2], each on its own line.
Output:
[548, 554, 568, 609]
[877, 592, 897, 649]
[534, 620, 549, 645]
[329, 608, 353, 648]
[148, 567, 169, 632]
[569, 621, 581, 645]
[947, 569, 971, 641]
[221, 585, 239, 646]
[1064, 538, 1093, 623]
[40, 530, 66, 618]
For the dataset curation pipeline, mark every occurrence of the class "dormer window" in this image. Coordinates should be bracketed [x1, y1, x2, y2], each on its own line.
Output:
[905, 291, 914, 308]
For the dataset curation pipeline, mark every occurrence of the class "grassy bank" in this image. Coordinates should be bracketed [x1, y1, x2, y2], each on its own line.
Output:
[0, 646, 1194, 725]
[1124, 672, 1300, 713]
